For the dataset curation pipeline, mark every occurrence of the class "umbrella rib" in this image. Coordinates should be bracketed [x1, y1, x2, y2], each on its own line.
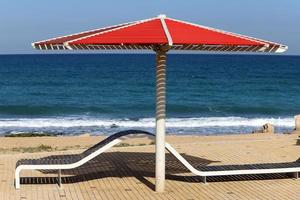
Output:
[31, 18, 147, 48]
[166, 17, 288, 53]
[159, 15, 173, 46]
[167, 17, 270, 46]
[168, 17, 286, 53]
[63, 17, 159, 50]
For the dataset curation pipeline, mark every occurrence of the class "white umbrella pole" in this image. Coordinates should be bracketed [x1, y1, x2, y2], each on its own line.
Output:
[155, 46, 168, 192]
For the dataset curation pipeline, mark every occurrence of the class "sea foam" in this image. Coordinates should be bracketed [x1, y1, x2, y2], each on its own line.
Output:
[0, 116, 294, 128]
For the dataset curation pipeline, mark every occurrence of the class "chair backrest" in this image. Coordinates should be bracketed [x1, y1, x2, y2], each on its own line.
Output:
[81, 130, 154, 157]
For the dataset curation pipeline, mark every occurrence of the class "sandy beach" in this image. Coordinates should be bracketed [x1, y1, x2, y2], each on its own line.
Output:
[0, 0, 299, 199]
[1, 132, 300, 199]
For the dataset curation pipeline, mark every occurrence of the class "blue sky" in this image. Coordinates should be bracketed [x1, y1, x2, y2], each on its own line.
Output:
[0, 0, 299, 55]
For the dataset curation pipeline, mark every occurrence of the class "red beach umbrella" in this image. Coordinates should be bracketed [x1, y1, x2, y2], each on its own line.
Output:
[32, 14, 287, 192]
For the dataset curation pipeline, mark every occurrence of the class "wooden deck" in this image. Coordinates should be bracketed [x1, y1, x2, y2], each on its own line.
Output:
[1, 134, 300, 199]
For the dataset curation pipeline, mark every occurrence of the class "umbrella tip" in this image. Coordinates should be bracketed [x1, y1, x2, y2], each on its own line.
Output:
[158, 14, 167, 19]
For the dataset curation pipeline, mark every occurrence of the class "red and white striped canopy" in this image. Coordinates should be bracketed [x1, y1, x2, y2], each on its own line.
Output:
[32, 15, 287, 53]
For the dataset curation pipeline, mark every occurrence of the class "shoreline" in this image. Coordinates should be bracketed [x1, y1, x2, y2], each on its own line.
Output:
[0, 115, 295, 135]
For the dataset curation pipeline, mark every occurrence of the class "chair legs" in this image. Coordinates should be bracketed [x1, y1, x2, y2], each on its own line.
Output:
[15, 167, 22, 189]
[58, 169, 62, 187]
[292, 172, 299, 179]
[15, 170, 20, 189]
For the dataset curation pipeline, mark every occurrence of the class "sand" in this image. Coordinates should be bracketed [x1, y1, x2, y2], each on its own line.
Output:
[0, 132, 298, 153]
[0, 133, 300, 199]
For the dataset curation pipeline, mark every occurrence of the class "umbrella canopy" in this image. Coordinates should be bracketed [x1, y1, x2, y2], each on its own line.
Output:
[32, 15, 287, 192]
[33, 15, 287, 52]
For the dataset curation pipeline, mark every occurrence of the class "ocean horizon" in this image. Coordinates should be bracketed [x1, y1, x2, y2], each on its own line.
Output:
[0, 53, 299, 135]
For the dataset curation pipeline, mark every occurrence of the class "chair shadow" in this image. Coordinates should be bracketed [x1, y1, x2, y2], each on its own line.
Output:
[20, 151, 217, 190]
[19, 151, 299, 190]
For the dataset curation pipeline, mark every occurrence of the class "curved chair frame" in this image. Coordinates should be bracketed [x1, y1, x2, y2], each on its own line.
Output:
[15, 130, 154, 189]
[15, 130, 299, 189]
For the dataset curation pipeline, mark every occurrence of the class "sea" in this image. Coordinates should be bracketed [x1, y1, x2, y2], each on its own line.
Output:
[0, 53, 299, 136]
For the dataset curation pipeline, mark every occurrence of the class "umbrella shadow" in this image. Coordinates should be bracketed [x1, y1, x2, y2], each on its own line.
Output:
[20, 151, 218, 190]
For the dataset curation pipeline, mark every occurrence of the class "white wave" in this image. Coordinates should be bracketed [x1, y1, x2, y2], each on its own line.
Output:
[0, 116, 295, 128]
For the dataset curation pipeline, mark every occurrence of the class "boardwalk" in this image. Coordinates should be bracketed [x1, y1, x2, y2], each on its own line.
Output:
[1, 134, 300, 199]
